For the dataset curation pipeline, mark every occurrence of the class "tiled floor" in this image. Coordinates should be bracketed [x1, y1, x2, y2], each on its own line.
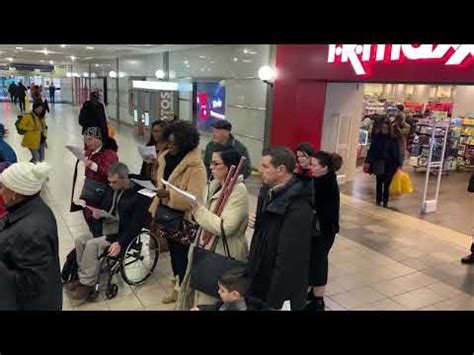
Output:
[1, 101, 472, 311]
[341, 165, 474, 236]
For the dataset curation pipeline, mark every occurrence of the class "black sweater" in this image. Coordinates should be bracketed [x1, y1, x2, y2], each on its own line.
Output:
[313, 171, 340, 237]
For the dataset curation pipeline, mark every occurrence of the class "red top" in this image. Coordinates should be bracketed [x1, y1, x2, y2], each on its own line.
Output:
[83, 147, 118, 219]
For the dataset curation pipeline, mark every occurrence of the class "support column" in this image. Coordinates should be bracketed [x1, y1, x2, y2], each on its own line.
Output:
[263, 45, 276, 150]
[116, 58, 120, 122]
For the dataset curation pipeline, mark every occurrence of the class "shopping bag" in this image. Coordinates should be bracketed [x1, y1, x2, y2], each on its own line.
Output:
[389, 170, 403, 197]
[400, 171, 413, 194]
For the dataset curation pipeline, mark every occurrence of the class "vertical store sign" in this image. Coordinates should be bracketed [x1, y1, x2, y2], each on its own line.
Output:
[327, 44, 474, 76]
[157, 90, 177, 121]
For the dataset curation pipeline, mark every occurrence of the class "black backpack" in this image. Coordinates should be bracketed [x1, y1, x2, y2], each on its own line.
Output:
[61, 249, 79, 284]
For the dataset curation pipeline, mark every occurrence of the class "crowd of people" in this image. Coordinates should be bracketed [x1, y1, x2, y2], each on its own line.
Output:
[0, 93, 472, 311]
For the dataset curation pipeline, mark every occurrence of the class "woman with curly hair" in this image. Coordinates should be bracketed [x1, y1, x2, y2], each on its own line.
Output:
[149, 120, 207, 304]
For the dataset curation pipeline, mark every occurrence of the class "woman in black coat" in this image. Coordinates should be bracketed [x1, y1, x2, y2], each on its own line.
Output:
[305, 151, 342, 311]
[0, 162, 62, 310]
[366, 119, 401, 207]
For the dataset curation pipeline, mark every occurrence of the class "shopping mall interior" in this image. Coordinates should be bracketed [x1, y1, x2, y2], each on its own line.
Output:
[0, 44, 472, 311]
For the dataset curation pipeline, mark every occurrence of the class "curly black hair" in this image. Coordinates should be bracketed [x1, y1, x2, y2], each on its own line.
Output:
[163, 120, 200, 155]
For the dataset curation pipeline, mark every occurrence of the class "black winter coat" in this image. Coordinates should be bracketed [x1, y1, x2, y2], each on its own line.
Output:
[313, 172, 340, 237]
[103, 181, 152, 248]
[367, 133, 401, 175]
[0, 196, 62, 310]
[247, 177, 313, 310]
[79, 99, 108, 136]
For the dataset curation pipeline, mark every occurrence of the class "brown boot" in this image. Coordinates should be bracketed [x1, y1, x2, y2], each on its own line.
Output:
[162, 278, 179, 304]
[70, 283, 94, 301]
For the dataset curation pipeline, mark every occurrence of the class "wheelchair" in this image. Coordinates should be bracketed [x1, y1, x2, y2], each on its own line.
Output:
[88, 229, 160, 301]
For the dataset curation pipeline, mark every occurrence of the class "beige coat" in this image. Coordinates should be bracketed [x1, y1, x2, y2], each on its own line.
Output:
[149, 147, 207, 221]
[176, 176, 249, 310]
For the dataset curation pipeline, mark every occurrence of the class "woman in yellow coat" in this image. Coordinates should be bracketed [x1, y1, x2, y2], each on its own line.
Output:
[176, 148, 249, 310]
[18, 101, 44, 162]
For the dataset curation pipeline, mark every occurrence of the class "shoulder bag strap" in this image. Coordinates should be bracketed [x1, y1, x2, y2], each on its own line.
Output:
[210, 219, 231, 258]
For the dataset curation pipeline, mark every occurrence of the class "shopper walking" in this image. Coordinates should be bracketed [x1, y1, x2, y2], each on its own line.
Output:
[149, 120, 207, 304]
[16, 81, 27, 112]
[0, 162, 62, 310]
[17, 101, 44, 163]
[203, 120, 251, 179]
[305, 151, 342, 311]
[79, 91, 108, 138]
[247, 146, 313, 310]
[8, 82, 17, 104]
[49, 82, 56, 103]
[392, 112, 411, 166]
[177, 148, 249, 310]
[139, 120, 169, 183]
[366, 119, 401, 208]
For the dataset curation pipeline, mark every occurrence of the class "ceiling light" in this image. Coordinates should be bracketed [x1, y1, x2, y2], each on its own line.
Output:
[49, 60, 54, 65]
[61, 44, 67, 48]
[95, 64, 100, 67]
[155, 69, 165, 79]
[198, 56, 207, 59]
[40, 60, 45, 63]
[83, 72, 89, 77]
[91, 72, 97, 78]
[6, 58, 13, 62]
[43, 48, 49, 55]
[258, 65, 277, 85]
[243, 48, 249, 54]
[109, 71, 117, 78]
[66, 72, 72, 77]
[118, 72, 126, 78]
[184, 60, 189, 65]
[16, 47, 23, 50]
[86, 46, 94, 50]
[233, 57, 238, 62]
[70, 56, 76, 61]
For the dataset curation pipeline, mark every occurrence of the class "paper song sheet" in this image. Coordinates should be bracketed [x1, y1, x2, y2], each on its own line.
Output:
[138, 145, 157, 161]
[161, 178, 197, 203]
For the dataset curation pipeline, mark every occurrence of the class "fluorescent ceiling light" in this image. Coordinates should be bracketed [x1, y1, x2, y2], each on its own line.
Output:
[132, 81, 178, 91]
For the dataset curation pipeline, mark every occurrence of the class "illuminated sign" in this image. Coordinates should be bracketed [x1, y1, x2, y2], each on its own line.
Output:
[132, 81, 178, 91]
[328, 45, 474, 76]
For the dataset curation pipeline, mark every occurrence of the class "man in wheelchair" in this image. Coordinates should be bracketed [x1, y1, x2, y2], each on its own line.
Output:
[68, 162, 151, 303]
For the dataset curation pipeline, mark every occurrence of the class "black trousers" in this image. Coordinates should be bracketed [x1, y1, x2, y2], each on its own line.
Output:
[309, 233, 336, 287]
[50, 92, 55, 103]
[376, 172, 395, 205]
[18, 97, 26, 111]
[84, 212, 103, 238]
[168, 239, 190, 284]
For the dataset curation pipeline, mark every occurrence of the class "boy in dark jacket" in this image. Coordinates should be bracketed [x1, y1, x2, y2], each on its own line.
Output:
[192, 266, 249, 311]
[247, 147, 313, 310]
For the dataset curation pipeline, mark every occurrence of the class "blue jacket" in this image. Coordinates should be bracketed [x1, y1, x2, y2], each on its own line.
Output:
[0, 139, 17, 164]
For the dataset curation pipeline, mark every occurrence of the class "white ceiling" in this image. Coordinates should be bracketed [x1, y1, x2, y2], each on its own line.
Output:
[0, 44, 202, 66]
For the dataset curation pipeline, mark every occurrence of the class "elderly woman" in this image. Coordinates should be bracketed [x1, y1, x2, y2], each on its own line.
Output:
[149, 120, 207, 304]
[82, 126, 118, 237]
[0, 162, 62, 310]
[176, 148, 249, 310]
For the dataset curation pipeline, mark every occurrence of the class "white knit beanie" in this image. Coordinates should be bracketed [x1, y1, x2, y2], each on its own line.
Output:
[1, 162, 51, 196]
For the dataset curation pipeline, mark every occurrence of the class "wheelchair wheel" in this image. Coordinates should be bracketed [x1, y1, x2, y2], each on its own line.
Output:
[120, 230, 160, 285]
[105, 284, 118, 299]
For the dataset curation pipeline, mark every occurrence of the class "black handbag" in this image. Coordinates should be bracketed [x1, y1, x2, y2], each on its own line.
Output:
[190, 220, 246, 298]
[154, 204, 185, 234]
[468, 173, 474, 193]
[80, 178, 111, 206]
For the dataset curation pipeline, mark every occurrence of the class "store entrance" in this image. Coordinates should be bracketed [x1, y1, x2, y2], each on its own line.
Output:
[322, 82, 474, 235]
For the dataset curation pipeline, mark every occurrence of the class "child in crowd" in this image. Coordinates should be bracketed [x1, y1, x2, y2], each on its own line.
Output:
[191, 267, 249, 311]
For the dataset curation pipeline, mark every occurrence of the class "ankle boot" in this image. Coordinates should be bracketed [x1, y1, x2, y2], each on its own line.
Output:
[162, 278, 179, 304]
